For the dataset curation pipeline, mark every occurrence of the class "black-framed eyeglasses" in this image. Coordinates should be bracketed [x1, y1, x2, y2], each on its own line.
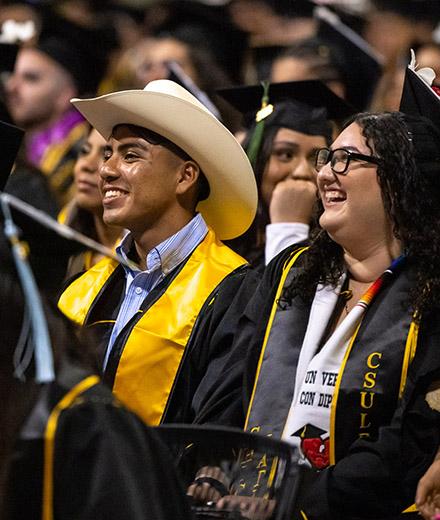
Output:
[315, 147, 381, 175]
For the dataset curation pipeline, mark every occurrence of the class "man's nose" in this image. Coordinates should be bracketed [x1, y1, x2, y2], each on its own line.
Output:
[99, 156, 118, 181]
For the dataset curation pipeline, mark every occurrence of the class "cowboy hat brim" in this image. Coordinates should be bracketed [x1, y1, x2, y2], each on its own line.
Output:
[71, 80, 257, 240]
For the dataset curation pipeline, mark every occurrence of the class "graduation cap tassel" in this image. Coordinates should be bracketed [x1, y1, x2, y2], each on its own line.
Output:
[245, 81, 274, 168]
[13, 306, 34, 381]
[1, 197, 55, 384]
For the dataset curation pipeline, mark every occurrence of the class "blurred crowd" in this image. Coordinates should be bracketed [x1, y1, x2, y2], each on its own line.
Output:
[3, 2, 440, 520]
[1, 0, 440, 219]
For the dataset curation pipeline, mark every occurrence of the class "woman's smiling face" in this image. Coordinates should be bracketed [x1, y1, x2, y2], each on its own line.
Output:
[317, 122, 391, 251]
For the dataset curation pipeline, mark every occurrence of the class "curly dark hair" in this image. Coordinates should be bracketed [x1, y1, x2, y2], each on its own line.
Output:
[281, 111, 440, 318]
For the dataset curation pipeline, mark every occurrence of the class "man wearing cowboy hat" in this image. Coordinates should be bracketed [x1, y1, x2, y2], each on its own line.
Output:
[58, 79, 257, 426]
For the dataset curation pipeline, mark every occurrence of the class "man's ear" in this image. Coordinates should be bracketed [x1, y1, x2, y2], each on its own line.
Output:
[176, 160, 200, 195]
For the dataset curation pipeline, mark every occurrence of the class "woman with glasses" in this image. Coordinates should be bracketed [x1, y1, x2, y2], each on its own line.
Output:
[193, 111, 440, 519]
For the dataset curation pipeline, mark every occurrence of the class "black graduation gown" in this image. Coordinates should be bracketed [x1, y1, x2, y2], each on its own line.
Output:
[76, 260, 262, 425]
[7, 361, 193, 520]
[194, 245, 440, 520]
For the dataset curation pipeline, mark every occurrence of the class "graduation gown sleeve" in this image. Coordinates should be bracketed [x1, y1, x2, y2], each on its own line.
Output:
[53, 399, 192, 520]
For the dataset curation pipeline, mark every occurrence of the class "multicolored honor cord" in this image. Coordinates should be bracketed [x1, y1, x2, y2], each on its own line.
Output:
[312, 254, 407, 361]
[356, 254, 406, 310]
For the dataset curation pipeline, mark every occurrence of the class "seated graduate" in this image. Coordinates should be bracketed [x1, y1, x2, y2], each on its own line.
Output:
[58, 79, 259, 427]
[191, 108, 440, 519]
[217, 80, 354, 268]
[0, 187, 192, 519]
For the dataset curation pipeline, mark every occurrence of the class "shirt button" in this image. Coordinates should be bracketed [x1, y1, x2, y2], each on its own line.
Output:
[135, 287, 142, 295]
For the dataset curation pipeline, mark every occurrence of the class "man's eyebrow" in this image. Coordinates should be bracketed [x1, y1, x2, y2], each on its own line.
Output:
[108, 140, 151, 154]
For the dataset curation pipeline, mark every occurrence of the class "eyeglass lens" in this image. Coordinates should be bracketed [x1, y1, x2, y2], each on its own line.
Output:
[316, 149, 350, 174]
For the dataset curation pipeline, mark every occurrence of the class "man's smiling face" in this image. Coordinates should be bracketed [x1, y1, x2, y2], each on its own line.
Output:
[99, 124, 185, 237]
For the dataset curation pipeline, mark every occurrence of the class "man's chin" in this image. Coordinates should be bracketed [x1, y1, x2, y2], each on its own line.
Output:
[103, 211, 124, 228]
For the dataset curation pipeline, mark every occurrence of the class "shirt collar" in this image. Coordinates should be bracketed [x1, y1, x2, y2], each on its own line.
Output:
[117, 213, 208, 277]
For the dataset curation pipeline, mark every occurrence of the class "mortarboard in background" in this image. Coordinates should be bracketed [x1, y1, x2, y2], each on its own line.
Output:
[35, 7, 118, 96]
[217, 79, 355, 166]
[0, 42, 19, 123]
[148, 0, 247, 84]
[399, 65, 440, 131]
[217, 79, 356, 124]
[399, 55, 440, 179]
[315, 6, 384, 111]
[399, 58, 440, 180]
[0, 120, 24, 190]
[371, 0, 440, 23]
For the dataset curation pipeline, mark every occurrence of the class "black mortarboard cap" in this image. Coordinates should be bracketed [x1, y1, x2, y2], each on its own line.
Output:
[316, 7, 383, 111]
[217, 79, 356, 123]
[399, 63, 440, 179]
[0, 42, 19, 73]
[36, 9, 118, 95]
[0, 120, 24, 190]
[258, 0, 316, 17]
[371, 0, 440, 22]
[0, 42, 20, 123]
[399, 66, 440, 131]
[0, 194, 130, 297]
[218, 79, 354, 166]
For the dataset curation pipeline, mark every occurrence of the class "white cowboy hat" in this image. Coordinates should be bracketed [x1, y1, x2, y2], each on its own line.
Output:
[71, 80, 257, 240]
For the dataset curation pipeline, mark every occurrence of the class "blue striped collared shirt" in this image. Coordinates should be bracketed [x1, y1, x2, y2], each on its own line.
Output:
[103, 213, 208, 369]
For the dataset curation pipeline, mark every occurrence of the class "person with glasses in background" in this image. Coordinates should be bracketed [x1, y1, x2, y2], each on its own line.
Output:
[190, 111, 440, 520]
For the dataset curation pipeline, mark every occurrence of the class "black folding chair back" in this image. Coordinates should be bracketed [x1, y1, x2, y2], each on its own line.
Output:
[153, 424, 303, 520]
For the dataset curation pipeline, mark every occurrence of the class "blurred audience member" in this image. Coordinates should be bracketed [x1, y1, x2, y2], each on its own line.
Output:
[270, 37, 347, 100]
[5, 11, 113, 207]
[219, 80, 353, 267]
[365, 0, 440, 66]
[228, 0, 317, 81]
[110, 34, 241, 131]
[58, 127, 123, 277]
